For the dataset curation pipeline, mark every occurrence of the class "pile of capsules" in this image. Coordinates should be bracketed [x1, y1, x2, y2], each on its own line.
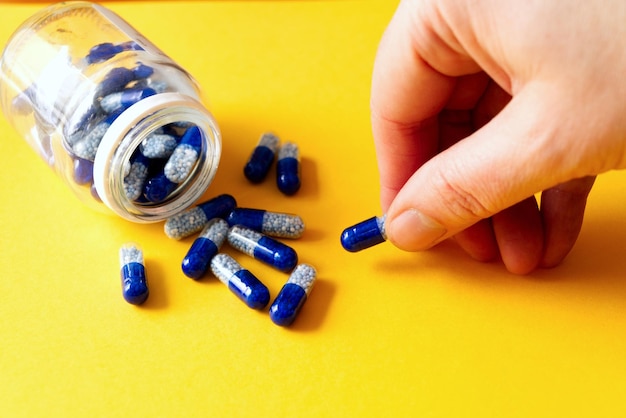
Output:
[78, 42, 204, 204]
[123, 123, 205, 204]
[119, 133, 313, 327]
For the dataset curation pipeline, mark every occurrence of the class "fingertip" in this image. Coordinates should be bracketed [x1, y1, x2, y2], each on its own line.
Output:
[386, 208, 447, 251]
[452, 220, 499, 262]
[503, 258, 541, 276]
[538, 176, 596, 270]
[539, 256, 566, 270]
[492, 198, 544, 275]
[380, 185, 399, 214]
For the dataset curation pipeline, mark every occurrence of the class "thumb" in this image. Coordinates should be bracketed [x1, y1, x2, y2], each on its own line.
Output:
[385, 85, 589, 251]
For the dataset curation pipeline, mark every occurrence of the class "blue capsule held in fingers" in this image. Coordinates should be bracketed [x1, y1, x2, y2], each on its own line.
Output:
[210, 253, 270, 310]
[276, 142, 301, 195]
[164, 194, 237, 240]
[340, 215, 387, 252]
[227, 225, 298, 272]
[270, 264, 316, 326]
[119, 243, 149, 305]
[182, 218, 229, 279]
[244, 132, 280, 183]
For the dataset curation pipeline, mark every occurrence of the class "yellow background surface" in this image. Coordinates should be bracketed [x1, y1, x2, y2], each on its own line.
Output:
[1, 1, 626, 417]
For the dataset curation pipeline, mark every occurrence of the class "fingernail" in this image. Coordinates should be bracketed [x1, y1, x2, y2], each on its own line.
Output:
[387, 208, 447, 250]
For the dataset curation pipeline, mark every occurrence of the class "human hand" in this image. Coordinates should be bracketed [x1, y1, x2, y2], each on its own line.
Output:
[371, 0, 626, 274]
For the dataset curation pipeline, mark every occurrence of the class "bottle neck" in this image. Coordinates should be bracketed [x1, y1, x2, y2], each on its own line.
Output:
[93, 92, 221, 222]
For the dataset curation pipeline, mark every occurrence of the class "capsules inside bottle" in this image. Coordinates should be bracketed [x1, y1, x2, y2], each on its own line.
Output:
[0, 2, 221, 222]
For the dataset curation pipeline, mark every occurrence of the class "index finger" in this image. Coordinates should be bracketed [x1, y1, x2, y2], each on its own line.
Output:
[370, 0, 476, 210]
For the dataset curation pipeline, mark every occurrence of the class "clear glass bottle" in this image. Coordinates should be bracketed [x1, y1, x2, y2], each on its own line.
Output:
[0, 1, 221, 222]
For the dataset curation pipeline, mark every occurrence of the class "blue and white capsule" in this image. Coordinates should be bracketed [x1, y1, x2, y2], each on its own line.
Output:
[123, 153, 150, 201]
[142, 171, 176, 203]
[86, 42, 125, 64]
[72, 121, 108, 160]
[140, 133, 178, 159]
[95, 67, 136, 99]
[86, 41, 143, 64]
[164, 194, 237, 240]
[210, 253, 270, 310]
[95, 64, 153, 101]
[164, 125, 202, 183]
[99, 87, 156, 114]
[340, 215, 387, 252]
[269, 264, 316, 326]
[142, 125, 203, 202]
[119, 243, 149, 305]
[132, 63, 154, 79]
[72, 110, 121, 160]
[244, 132, 280, 183]
[182, 218, 229, 279]
[227, 208, 305, 239]
[73, 157, 94, 185]
[276, 142, 301, 195]
[227, 225, 298, 272]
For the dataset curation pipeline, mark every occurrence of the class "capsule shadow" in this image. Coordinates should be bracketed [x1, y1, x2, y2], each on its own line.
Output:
[138, 259, 168, 309]
[283, 277, 335, 331]
[372, 241, 490, 279]
[298, 156, 319, 199]
[300, 227, 325, 243]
